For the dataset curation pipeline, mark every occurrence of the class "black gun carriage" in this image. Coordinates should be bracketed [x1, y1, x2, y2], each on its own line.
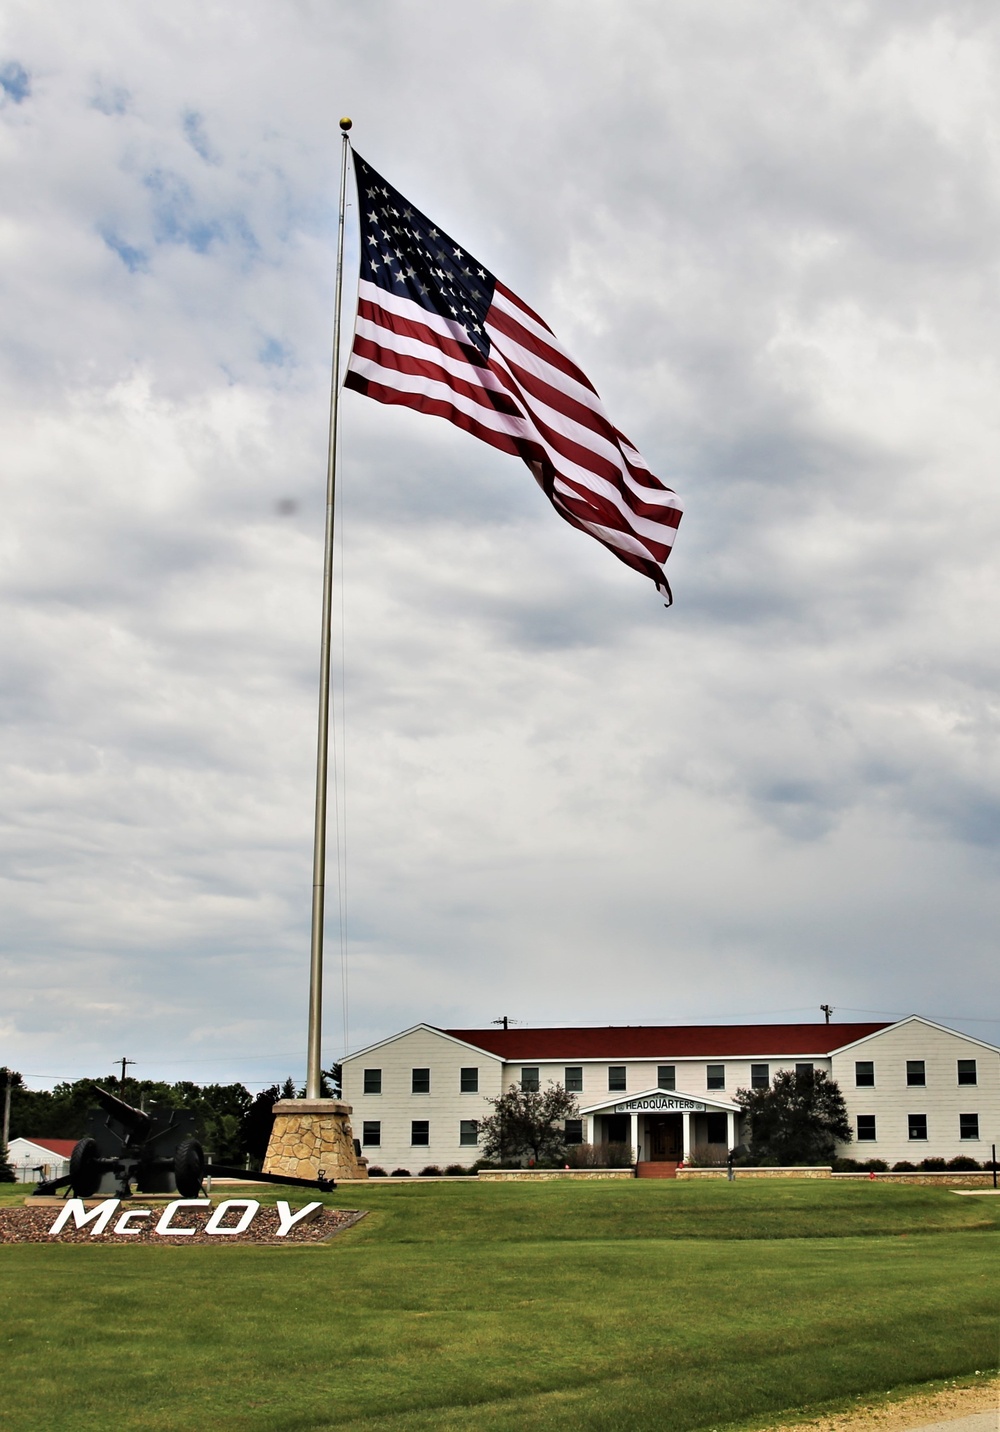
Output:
[32, 1084, 337, 1198]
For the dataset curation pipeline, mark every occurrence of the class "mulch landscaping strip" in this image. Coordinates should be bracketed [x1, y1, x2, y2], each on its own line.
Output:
[0, 1205, 366, 1245]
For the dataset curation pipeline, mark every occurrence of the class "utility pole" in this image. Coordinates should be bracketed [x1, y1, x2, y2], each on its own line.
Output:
[118, 1057, 135, 1088]
[820, 1004, 833, 1025]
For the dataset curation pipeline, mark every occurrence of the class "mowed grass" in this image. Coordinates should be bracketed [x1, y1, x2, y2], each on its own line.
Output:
[2, 1179, 998, 1432]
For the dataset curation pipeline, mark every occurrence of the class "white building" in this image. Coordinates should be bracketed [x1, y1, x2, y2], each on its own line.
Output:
[7, 1137, 75, 1184]
[341, 1017, 999, 1173]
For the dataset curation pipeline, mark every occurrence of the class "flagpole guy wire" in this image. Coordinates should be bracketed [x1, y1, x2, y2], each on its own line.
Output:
[306, 116, 353, 1101]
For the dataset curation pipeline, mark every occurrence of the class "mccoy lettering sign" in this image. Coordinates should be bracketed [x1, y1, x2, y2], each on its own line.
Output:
[614, 1095, 707, 1113]
[48, 1198, 323, 1239]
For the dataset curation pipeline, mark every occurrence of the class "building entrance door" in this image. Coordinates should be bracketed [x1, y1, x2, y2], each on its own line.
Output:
[646, 1114, 683, 1161]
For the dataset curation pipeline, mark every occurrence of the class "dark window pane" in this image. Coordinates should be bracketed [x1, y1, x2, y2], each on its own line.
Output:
[795, 1063, 814, 1078]
[564, 1066, 583, 1093]
[565, 1119, 584, 1145]
[411, 1120, 429, 1146]
[751, 1064, 769, 1090]
[520, 1067, 539, 1092]
[906, 1061, 925, 1087]
[657, 1065, 675, 1091]
[362, 1120, 381, 1146]
[706, 1065, 725, 1091]
[855, 1061, 875, 1088]
[411, 1068, 430, 1094]
[857, 1115, 876, 1141]
[459, 1120, 478, 1146]
[908, 1113, 927, 1140]
[460, 1067, 478, 1093]
[958, 1060, 977, 1086]
[705, 1113, 728, 1143]
[363, 1068, 382, 1095]
[960, 1113, 979, 1140]
[608, 1065, 627, 1092]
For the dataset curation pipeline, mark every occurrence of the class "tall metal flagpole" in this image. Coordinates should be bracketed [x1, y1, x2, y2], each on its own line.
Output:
[306, 116, 353, 1100]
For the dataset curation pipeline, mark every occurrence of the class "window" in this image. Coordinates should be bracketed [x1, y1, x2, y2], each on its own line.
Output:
[520, 1067, 539, 1092]
[411, 1120, 429, 1146]
[706, 1065, 725, 1091]
[908, 1113, 928, 1141]
[960, 1113, 980, 1141]
[855, 1061, 875, 1088]
[459, 1120, 479, 1146]
[857, 1115, 876, 1142]
[608, 1066, 627, 1092]
[751, 1064, 769, 1090]
[565, 1119, 584, 1145]
[906, 1060, 925, 1087]
[411, 1068, 430, 1094]
[657, 1065, 676, 1091]
[564, 1066, 583, 1093]
[958, 1059, 978, 1086]
[705, 1113, 728, 1143]
[460, 1067, 479, 1093]
[363, 1068, 382, 1095]
[795, 1063, 814, 1078]
[362, 1120, 381, 1146]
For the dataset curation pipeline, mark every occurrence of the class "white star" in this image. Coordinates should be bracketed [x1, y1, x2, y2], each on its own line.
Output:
[476, 267, 486, 279]
[393, 270, 406, 283]
[402, 207, 413, 220]
[366, 187, 377, 198]
[449, 304, 458, 315]
[368, 235, 378, 246]
[453, 247, 462, 258]
[428, 227, 438, 239]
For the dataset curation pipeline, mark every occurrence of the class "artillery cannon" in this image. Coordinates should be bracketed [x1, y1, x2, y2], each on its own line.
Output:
[33, 1084, 336, 1198]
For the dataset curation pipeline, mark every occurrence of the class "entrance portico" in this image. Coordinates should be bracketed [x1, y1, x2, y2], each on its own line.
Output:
[581, 1088, 742, 1167]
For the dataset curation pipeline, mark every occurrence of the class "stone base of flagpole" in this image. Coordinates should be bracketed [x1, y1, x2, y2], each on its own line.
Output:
[262, 1100, 368, 1181]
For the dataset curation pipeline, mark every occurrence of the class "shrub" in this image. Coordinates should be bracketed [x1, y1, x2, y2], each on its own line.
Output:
[946, 1156, 981, 1170]
[367, 1166, 386, 1177]
[687, 1143, 728, 1168]
[390, 1167, 411, 1177]
[443, 1164, 467, 1177]
[920, 1157, 947, 1170]
[892, 1161, 917, 1171]
[832, 1157, 860, 1171]
[418, 1165, 442, 1177]
[565, 1142, 633, 1169]
[861, 1159, 889, 1172]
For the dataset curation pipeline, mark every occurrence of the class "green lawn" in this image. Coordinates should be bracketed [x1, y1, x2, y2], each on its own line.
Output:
[2, 1179, 997, 1431]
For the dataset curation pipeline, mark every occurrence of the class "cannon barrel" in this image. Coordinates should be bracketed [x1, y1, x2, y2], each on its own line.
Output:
[90, 1083, 152, 1141]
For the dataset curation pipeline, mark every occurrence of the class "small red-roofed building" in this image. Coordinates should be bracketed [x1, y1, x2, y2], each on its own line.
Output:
[7, 1137, 76, 1184]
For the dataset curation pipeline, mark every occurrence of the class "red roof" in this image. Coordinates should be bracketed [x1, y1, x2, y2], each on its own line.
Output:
[15, 1138, 77, 1157]
[441, 1022, 890, 1060]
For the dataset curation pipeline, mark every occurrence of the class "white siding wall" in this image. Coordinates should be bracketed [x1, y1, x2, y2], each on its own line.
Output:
[341, 1027, 503, 1171]
[832, 1021, 1000, 1165]
[500, 1058, 832, 1101]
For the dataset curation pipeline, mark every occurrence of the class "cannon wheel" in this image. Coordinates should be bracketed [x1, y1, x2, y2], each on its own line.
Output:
[69, 1137, 103, 1198]
[174, 1138, 205, 1198]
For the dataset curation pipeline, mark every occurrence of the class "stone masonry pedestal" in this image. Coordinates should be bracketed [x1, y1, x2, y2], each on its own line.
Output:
[263, 1099, 368, 1181]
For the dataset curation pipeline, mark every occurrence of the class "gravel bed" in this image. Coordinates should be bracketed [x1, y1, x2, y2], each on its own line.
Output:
[0, 1204, 365, 1245]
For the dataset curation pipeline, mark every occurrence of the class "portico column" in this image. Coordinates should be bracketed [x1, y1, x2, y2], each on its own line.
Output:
[630, 1113, 639, 1163]
[727, 1110, 736, 1150]
[583, 1115, 593, 1146]
[682, 1112, 692, 1162]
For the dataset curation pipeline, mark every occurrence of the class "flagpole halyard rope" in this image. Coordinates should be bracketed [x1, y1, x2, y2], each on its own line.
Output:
[306, 116, 353, 1101]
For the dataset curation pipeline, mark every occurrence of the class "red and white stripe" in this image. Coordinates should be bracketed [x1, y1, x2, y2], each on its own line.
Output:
[345, 278, 682, 600]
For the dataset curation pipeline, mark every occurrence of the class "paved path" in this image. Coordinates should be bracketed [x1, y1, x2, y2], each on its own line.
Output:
[908, 1413, 998, 1432]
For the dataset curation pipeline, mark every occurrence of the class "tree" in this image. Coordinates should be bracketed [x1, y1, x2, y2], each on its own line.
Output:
[478, 1081, 580, 1167]
[736, 1068, 852, 1165]
[0, 1140, 15, 1183]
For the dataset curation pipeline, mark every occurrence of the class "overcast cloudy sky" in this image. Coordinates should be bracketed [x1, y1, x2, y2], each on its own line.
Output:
[3, 1, 1000, 1092]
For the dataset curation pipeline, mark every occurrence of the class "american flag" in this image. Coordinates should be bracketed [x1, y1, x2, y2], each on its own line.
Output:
[344, 154, 682, 603]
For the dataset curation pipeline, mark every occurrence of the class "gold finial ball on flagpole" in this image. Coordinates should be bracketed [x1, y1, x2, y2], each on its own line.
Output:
[339, 117, 352, 131]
